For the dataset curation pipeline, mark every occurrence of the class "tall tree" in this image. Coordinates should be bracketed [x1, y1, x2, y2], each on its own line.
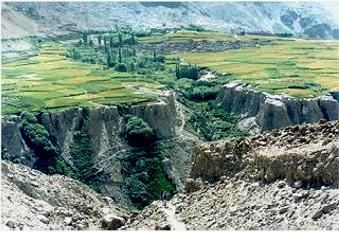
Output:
[107, 52, 112, 68]
[109, 36, 114, 48]
[82, 32, 88, 44]
[118, 47, 122, 63]
[98, 34, 102, 46]
[153, 50, 157, 62]
[131, 33, 135, 45]
[118, 32, 123, 47]
[104, 36, 107, 49]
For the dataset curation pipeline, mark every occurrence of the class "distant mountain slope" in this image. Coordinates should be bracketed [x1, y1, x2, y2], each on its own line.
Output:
[2, 2, 339, 39]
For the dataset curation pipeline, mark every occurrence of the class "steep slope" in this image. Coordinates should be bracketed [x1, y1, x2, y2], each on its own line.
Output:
[2, 2, 339, 39]
[1, 93, 196, 209]
[123, 121, 339, 230]
[217, 81, 339, 132]
[1, 161, 127, 230]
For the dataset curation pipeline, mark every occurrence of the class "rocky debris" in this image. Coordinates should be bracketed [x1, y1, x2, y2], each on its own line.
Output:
[124, 170, 339, 230]
[138, 39, 272, 55]
[122, 201, 186, 230]
[175, 179, 338, 230]
[1, 161, 127, 230]
[123, 121, 339, 230]
[190, 121, 339, 185]
[122, 201, 169, 230]
[183, 178, 204, 193]
[124, 179, 338, 230]
[101, 214, 125, 230]
[217, 81, 339, 132]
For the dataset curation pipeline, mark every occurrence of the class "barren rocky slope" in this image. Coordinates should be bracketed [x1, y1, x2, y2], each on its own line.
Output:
[2, 2, 339, 39]
[123, 121, 339, 230]
[1, 161, 127, 230]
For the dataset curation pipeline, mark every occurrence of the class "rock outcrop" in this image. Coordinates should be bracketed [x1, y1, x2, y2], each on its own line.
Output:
[217, 81, 339, 132]
[1, 161, 127, 230]
[190, 121, 339, 184]
[1, 92, 183, 206]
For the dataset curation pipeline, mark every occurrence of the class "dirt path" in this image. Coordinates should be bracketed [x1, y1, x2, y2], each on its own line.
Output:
[162, 202, 186, 231]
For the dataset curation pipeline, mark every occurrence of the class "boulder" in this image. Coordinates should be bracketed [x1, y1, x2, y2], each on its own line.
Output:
[101, 214, 125, 230]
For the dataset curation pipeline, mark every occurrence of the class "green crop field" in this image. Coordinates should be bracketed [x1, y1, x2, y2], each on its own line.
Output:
[1, 43, 163, 115]
[172, 39, 339, 98]
[3, 30, 339, 116]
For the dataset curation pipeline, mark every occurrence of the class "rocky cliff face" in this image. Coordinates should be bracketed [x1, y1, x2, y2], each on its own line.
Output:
[217, 81, 339, 132]
[1, 92, 184, 206]
[190, 121, 339, 184]
[1, 161, 127, 230]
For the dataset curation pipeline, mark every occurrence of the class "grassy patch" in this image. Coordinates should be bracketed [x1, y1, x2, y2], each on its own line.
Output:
[2, 42, 163, 115]
[173, 39, 339, 98]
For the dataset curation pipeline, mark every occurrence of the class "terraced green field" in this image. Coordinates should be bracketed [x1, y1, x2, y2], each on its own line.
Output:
[2, 43, 163, 115]
[3, 30, 339, 115]
[174, 39, 339, 97]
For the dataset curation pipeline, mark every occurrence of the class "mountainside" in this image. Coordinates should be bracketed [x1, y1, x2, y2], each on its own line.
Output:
[1, 161, 127, 230]
[2, 2, 339, 39]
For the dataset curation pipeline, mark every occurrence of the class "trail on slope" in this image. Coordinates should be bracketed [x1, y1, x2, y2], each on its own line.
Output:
[162, 202, 186, 231]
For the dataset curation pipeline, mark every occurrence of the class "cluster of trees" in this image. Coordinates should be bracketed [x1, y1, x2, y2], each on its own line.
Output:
[122, 115, 175, 208]
[187, 102, 249, 141]
[125, 116, 156, 147]
[17, 110, 106, 193]
[18, 111, 71, 175]
[69, 109, 107, 192]
[185, 24, 205, 32]
[66, 30, 165, 74]
[175, 63, 199, 80]
[122, 142, 175, 209]
[184, 82, 219, 101]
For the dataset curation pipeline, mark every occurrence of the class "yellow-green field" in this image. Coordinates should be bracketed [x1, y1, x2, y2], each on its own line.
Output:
[173, 39, 339, 97]
[2, 43, 163, 115]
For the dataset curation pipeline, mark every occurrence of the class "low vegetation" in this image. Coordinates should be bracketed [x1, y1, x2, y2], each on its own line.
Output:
[174, 39, 339, 98]
[125, 116, 156, 147]
[68, 108, 108, 192]
[122, 141, 176, 209]
[2, 42, 162, 115]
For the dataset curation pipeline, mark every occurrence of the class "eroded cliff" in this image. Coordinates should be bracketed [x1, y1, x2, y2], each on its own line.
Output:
[1, 92, 190, 207]
[217, 81, 339, 132]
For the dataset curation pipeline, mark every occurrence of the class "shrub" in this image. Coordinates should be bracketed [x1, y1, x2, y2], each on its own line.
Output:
[185, 85, 219, 101]
[69, 115, 107, 193]
[66, 48, 82, 60]
[125, 116, 155, 146]
[115, 63, 128, 72]
[122, 142, 176, 209]
[81, 56, 96, 64]
[19, 111, 60, 174]
[19, 111, 56, 156]
[176, 63, 199, 80]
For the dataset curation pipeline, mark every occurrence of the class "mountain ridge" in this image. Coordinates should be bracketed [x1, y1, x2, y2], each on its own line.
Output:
[2, 2, 339, 39]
